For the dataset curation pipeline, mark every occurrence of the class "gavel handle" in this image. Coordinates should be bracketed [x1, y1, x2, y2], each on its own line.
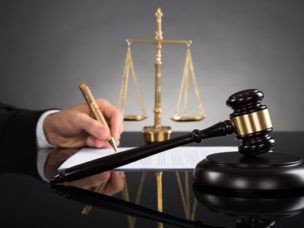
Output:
[56, 120, 234, 183]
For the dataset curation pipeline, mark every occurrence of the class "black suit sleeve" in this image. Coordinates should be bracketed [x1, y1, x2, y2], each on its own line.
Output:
[0, 103, 45, 170]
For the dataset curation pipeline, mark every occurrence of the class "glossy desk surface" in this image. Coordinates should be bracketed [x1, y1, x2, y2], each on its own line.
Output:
[1, 132, 304, 228]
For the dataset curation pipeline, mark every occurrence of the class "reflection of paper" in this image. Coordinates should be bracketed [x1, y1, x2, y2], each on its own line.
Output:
[59, 146, 237, 171]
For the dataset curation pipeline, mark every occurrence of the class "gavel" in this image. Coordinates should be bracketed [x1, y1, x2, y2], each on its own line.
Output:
[226, 88, 275, 156]
[51, 89, 276, 184]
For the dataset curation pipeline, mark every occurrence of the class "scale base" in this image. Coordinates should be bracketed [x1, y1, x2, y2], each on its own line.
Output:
[142, 126, 172, 143]
[193, 152, 304, 192]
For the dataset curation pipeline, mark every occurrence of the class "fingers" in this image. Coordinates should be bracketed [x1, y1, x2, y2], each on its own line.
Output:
[66, 99, 123, 149]
[96, 99, 124, 143]
[86, 136, 109, 148]
[69, 172, 111, 189]
[77, 113, 110, 141]
[102, 171, 125, 195]
[66, 171, 125, 195]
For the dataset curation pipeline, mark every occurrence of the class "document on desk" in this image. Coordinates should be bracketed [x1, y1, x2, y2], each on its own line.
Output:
[58, 146, 237, 171]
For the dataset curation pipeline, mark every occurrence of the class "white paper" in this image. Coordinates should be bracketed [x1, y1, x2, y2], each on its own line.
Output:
[58, 146, 237, 171]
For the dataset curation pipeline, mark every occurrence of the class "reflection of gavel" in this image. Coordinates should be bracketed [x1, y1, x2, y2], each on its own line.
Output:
[193, 183, 304, 228]
[52, 185, 225, 228]
[51, 89, 276, 184]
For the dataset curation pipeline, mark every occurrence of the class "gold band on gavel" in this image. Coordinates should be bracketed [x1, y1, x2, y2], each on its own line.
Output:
[231, 109, 272, 137]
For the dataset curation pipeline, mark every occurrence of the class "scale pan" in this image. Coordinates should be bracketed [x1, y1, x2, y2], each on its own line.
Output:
[124, 115, 147, 121]
[171, 114, 206, 122]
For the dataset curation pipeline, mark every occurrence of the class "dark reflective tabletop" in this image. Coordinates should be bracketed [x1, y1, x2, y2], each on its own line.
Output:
[1, 132, 304, 227]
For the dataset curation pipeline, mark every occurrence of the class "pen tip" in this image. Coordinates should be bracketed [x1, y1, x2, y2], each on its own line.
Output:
[108, 138, 118, 152]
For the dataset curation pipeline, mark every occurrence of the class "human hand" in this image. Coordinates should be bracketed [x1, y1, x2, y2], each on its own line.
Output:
[76, 171, 125, 195]
[43, 99, 123, 148]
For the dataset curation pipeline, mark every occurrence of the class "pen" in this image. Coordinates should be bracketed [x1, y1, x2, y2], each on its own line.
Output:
[79, 83, 118, 153]
[79, 83, 118, 215]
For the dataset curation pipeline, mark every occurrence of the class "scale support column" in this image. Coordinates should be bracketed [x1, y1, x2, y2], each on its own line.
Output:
[143, 8, 172, 143]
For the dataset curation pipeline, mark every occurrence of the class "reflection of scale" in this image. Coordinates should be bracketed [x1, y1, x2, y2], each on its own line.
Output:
[118, 8, 206, 143]
[117, 8, 204, 227]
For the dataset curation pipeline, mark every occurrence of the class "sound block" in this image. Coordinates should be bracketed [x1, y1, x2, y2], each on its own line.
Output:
[193, 152, 304, 192]
[193, 183, 304, 218]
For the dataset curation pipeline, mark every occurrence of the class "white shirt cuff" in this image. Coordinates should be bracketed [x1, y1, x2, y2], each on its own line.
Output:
[36, 148, 55, 182]
[36, 110, 59, 148]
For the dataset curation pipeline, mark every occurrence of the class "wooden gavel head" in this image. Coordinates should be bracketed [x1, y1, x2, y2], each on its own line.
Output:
[226, 89, 275, 156]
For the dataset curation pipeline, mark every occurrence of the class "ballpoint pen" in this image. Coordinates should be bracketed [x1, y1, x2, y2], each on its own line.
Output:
[79, 83, 118, 214]
[79, 83, 118, 153]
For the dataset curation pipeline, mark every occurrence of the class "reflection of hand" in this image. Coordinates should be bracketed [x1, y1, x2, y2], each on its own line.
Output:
[43, 99, 123, 148]
[74, 171, 125, 196]
[44, 148, 125, 195]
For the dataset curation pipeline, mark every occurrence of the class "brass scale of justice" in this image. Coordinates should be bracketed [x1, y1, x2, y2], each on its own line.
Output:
[118, 8, 206, 143]
[117, 8, 205, 223]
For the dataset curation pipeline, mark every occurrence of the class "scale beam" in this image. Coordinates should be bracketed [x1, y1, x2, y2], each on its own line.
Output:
[126, 39, 192, 46]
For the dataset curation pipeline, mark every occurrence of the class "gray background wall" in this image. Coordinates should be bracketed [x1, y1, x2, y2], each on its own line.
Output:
[1, 0, 303, 132]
